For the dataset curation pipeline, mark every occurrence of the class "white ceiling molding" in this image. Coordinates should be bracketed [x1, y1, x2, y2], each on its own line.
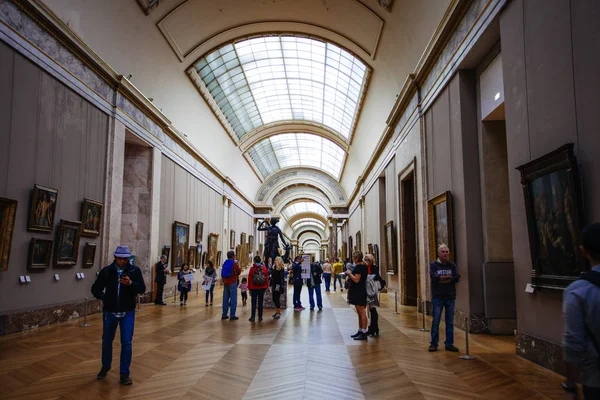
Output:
[293, 226, 327, 241]
[255, 168, 347, 204]
[286, 211, 328, 227]
[274, 196, 331, 216]
[272, 186, 332, 210]
[158, 0, 383, 62]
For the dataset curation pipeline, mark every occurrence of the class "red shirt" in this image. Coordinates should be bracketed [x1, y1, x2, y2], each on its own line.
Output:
[248, 264, 269, 290]
[222, 261, 241, 286]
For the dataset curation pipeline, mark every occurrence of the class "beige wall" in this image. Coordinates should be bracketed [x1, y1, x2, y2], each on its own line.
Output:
[500, 0, 600, 344]
[0, 41, 109, 313]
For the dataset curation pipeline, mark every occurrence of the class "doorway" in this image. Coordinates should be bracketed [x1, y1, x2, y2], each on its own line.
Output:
[400, 165, 418, 306]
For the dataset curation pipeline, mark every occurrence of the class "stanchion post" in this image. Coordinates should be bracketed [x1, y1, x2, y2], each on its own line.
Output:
[393, 290, 399, 314]
[80, 297, 91, 327]
[196, 281, 199, 296]
[418, 299, 429, 332]
[137, 294, 142, 312]
[173, 285, 177, 303]
[460, 316, 476, 360]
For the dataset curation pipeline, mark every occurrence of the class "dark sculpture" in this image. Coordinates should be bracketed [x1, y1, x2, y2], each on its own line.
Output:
[258, 218, 291, 263]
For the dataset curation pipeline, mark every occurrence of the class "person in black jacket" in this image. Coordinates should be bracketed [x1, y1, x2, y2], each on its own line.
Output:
[428, 244, 460, 352]
[307, 261, 323, 310]
[154, 255, 169, 305]
[91, 246, 146, 385]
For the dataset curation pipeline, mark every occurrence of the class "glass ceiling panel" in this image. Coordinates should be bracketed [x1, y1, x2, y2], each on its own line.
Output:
[194, 35, 369, 141]
[247, 133, 345, 179]
[282, 201, 328, 221]
[291, 218, 326, 230]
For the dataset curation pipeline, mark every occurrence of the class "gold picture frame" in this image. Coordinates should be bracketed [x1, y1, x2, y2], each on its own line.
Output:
[427, 191, 454, 263]
[28, 184, 57, 233]
[0, 197, 17, 271]
[172, 221, 190, 271]
[208, 233, 219, 264]
[384, 221, 397, 274]
[81, 198, 103, 237]
[54, 219, 82, 267]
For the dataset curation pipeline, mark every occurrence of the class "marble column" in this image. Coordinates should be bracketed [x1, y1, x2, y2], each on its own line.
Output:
[102, 119, 125, 266]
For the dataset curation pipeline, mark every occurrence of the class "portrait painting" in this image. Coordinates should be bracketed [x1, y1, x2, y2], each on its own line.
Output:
[196, 244, 203, 267]
[195, 221, 204, 243]
[81, 199, 103, 236]
[28, 238, 52, 269]
[0, 197, 17, 271]
[162, 245, 171, 262]
[374, 244, 380, 267]
[249, 235, 254, 254]
[517, 144, 584, 289]
[208, 233, 219, 264]
[384, 221, 397, 274]
[172, 221, 190, 271]
[54, 219, 82, 267]
[427, 191, 454, 263]
[188, 245, 196, 267]
[82, 242, 97, 268]
[28, 184, 58, 233]
[216, 250, 222, 266]
[230, 230, 235, 249]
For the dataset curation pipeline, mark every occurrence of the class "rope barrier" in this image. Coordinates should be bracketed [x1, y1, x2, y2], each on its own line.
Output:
[79, 297, 91, 327]
[172, 285, 177, 303]
[418, 298, 429, 332]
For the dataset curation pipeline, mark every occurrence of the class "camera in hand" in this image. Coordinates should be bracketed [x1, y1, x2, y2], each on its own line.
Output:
[117, 269, 128, 280]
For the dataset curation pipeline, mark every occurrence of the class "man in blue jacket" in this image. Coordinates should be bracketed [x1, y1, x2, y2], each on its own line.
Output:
[428, 244, 460, 352]
[91, 246, 146, 385]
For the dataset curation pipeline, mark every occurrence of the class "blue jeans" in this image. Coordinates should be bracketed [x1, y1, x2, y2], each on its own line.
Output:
[308, 284, 323, 309]
[333, 274, 343, 290]
[102, 311, 135, 375]
[205, 284, 214, 303]
[323, 273, 332, 291]
[222, 282, 238, 317]
[430, 297, 455, 347]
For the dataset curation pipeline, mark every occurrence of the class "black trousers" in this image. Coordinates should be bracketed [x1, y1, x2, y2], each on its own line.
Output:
[272, 290, 281, 309]
[584, 385, 600, 399]
[369, 307, 379, 330]
[250, 289, 266, 319]
[180, 287, 188, 302]
[155, 282, 165, 304]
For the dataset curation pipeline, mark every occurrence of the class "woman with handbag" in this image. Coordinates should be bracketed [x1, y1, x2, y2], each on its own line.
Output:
[345, 251, 369, 341]
[202, 260, 217, 306]
[177, 263, 192, 306]
[271, 256, 285, 319]
[364, 254, 386, 336]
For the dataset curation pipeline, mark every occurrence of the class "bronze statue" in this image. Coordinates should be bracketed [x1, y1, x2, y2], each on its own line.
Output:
[258, 218, 291, 263]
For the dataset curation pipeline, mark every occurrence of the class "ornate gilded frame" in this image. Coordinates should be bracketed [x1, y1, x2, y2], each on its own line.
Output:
[427, 191, 454, 263]
[0, 197, 17, 271]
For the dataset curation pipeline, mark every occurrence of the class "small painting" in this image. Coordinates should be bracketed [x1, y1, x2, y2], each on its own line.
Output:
[28, 184, 57, 233]
[81, 198, 103, 236]
[195, 221, 204, 243]
[349, 236, 353, 255]
[196, 244, 203, 267]
[202, 251, 207, 266]
[54, 219, 82, 267]
[28, 238, 52, 269]
[188, 245, 196, 267]
[162, 245, 171, 262]
[517, 144, 584, 289]
[0, 197, 17, 271]
[208, 233, 219, 264]
[172, 221, 190, 272]
[82, 242, 97, 268]
[217, 250, 222, 266]
[230, 230, 235, 249]
[427, 191, 454, 263]
[384, 221, 397, 274]
[374, 244, 380, 267]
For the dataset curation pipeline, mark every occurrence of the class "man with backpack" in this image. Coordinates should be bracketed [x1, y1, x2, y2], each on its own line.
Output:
[562, 223, 600, 399]
[248, 256, 269, 321]
[221, 250, 241, 320]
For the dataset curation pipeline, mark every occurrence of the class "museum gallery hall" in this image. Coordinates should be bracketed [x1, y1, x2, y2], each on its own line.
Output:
[0, 0, 598, 399]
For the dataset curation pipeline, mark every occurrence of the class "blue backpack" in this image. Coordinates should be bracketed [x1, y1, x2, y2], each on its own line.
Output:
[221, 259, 235, 278]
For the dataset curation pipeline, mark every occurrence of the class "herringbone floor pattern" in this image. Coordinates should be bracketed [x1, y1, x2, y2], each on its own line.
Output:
[0, 287, 564, 399]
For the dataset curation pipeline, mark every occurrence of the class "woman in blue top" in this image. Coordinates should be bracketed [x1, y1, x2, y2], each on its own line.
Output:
[178, 263, 192, 306]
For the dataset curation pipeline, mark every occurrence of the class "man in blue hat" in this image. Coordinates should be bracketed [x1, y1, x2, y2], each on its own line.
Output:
[92, 245, 146, 385]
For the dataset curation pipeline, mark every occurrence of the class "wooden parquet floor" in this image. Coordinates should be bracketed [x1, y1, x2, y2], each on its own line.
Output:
[0, 287, 565, 399]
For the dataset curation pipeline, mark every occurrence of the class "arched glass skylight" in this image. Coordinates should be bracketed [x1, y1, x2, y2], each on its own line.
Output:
[292, 221, 326, 232]
[247, 133, 345, 179]
[282, 201, 328, 221]
[192, 35, 369, 141]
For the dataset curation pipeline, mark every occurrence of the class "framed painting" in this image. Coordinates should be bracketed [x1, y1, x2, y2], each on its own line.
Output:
[28, 184, 57, 233]
[374, 244, 380, 267]
[208, 233, 218, 263]
[82, 242, 96, 268]
[342, 241, 347, 261]
[188, 245, 196, 267]
[216, 250, 222, 266]
[0, 197, 17, 271]
[427, 191, 454, 263]
[349, 236, 353, 254]
[384, 221, 397, 274]
[201, 251, 207, 266]
[258, 243, 264, 260]
[240, 232, 246, 246]
[81, 198, 103, 236]
[195, 221, 204, 243]
[235, 244, 241, 261]
[28, 238, 52, 269]
[54, 219, 82, 267]
[161, 245, 171, 261]
[517, 143, 584, 289]
[172, 221, 190, 271]
[356, 231, 362, 252]
[368, 243, 373, 256]
[249, 235, 254, 254]
[196, 244, 203, 267]
[230, 230, 235, 249]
